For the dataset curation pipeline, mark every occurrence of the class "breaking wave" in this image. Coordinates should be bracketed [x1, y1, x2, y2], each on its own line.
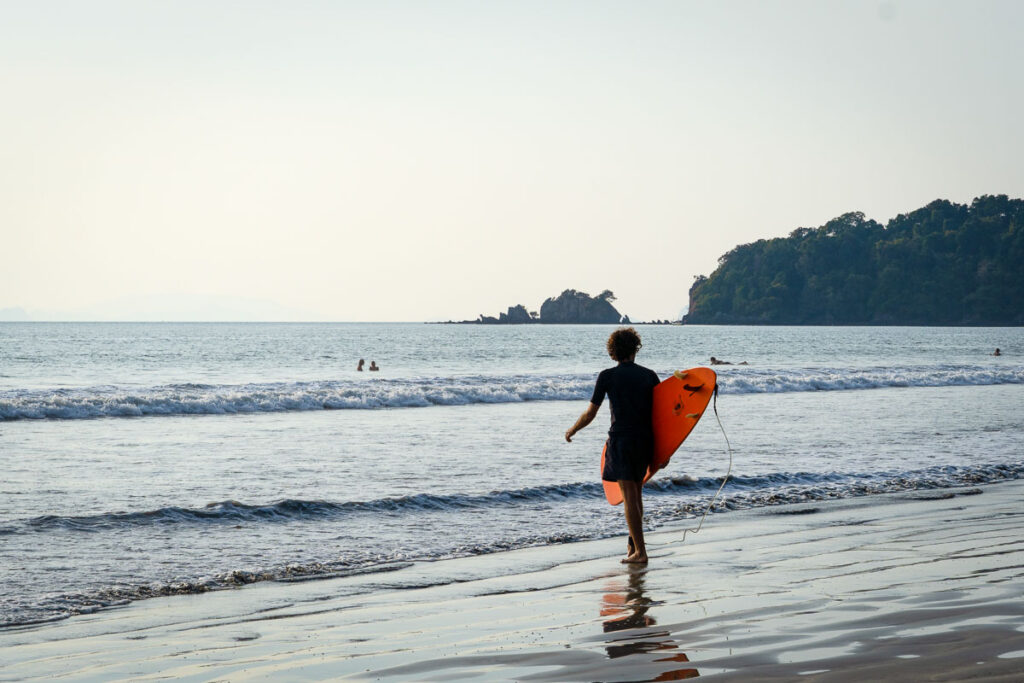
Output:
[2, 365, 1022, 421]
[6, 462, 1022, 535]
[3, 461, 1021, 627]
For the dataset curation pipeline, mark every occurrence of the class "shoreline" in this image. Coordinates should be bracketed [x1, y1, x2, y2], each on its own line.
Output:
[3, 481, 1023, 680]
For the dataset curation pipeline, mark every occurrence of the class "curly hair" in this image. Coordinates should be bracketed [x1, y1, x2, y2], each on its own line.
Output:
[606, 327, 642, 362]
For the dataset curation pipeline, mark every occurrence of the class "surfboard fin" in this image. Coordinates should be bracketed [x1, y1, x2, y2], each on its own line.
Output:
[685, 413, 701, 419]
[673, 371, 688, 380]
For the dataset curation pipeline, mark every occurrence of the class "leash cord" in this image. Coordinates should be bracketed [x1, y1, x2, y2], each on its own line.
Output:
[676, 384, 733, 544]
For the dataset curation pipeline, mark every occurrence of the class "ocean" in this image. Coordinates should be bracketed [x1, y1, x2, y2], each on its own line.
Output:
[1, 322, 1022, 628]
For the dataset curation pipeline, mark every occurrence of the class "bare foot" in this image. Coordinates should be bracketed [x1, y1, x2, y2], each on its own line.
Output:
[621, 552, 648, 564]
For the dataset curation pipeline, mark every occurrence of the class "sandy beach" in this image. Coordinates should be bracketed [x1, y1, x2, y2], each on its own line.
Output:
[2, 480, 1022, 681]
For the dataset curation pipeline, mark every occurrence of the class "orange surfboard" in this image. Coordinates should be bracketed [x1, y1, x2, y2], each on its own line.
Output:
[601, 367, 717, 505]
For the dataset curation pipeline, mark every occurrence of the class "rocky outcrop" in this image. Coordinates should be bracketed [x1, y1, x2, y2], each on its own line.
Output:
[499, 304, 533, 324]
[539, 289, 623, 324]
[476, 305, 535, 324]
[470, 290, 626, 324]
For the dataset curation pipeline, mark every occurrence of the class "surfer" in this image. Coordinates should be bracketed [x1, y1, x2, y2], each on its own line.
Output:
[711, 356, 748, 366]
[369, 361, 380, 371]
[993, 348, 1001, 356]
[357, 359, 365, 371]
[565, 327, 659, 564]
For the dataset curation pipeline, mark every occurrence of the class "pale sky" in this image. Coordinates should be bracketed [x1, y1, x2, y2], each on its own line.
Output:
[2, 0, 1022, 322]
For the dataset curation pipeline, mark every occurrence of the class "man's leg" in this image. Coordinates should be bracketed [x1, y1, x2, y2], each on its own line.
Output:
[618, 480, 647, 563]
[626, 492, 644, 555]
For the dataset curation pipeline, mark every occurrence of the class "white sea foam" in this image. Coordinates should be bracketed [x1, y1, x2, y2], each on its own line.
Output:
[721, 365, 1024, 394]
[1, 366, 1021, 420]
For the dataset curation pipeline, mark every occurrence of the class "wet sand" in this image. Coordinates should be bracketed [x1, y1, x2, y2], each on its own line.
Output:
[2, 480, 1023, 681]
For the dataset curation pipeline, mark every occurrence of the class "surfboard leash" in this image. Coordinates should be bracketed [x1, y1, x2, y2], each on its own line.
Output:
[676, 383, 733, 545]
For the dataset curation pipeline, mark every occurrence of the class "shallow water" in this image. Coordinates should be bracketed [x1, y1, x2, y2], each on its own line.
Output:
[1, 323, 1022, 626]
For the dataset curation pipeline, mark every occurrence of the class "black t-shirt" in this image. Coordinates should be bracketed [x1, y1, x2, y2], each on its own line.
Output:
[590, 361, 660, 436]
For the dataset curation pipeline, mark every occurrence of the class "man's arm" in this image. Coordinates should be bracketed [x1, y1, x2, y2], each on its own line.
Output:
[565, 402, 600, 442]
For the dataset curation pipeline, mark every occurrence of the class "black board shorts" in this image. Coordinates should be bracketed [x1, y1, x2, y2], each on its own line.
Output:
[602, 434, 654, 483]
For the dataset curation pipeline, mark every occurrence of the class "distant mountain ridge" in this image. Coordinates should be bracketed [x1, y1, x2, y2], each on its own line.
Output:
[0, 307, 31, 321]
[685, 195, 1024, 325]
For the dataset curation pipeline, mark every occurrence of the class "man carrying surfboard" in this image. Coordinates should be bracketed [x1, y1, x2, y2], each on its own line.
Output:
[565, 327, 659, 564]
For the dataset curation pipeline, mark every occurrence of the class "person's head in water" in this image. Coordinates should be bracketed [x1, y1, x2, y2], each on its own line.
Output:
[606, 327, 642, 362]
[357, 359, 365, 371]
[994, 348, 1001, 356]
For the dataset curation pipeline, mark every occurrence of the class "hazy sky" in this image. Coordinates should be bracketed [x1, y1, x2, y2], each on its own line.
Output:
[2, 1, 1022, 321]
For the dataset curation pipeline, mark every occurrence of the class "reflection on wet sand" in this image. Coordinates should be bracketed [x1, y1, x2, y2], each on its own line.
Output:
[601, 566, 699, 680]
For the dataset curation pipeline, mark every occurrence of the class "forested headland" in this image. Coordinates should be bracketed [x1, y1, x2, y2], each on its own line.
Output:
[685, 195, 1024, 325]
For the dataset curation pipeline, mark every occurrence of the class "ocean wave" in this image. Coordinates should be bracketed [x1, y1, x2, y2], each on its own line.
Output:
[722, 365, 1024, 394]
[8, 463, 1022, 535]
[3, 462, 1022, 628]
[1, 365, 1022, 421]
[0, 375, 590, 420]
[9, 481, 629, 533]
